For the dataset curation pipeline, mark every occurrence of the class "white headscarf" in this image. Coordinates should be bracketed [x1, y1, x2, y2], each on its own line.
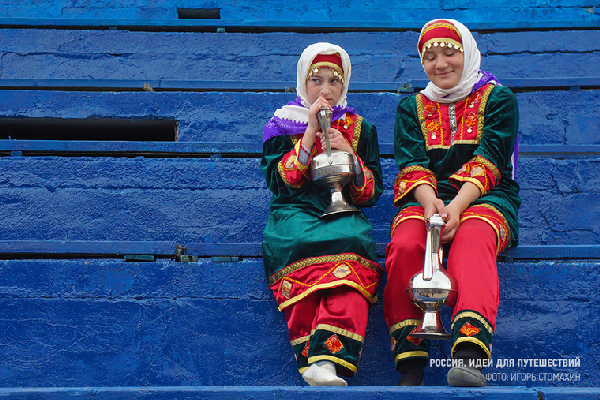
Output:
[420, 19, 482, 104]
[273, 42, 352, 123]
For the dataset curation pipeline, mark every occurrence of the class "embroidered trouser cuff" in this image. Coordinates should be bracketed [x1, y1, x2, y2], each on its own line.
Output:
[389, 321, 430, 371]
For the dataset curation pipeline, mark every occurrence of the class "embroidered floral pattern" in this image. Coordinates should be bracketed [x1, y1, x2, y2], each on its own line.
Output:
[449, 155, 499, 196]
[282, 280, 293, 299]
[417, 84, 494, 149]
[459, 321, 481, 337]
[426, 120, 441, 140]
[465, 112, 478, 133]
[302, 342, 310, 358]
[325, 334, 344, 353]
[333, 263, 351, 279]
[393, 166, 437, 205]
[470, 166, 485, 177]
[406, 327, 424, 346]
[423, 104, 437, 117]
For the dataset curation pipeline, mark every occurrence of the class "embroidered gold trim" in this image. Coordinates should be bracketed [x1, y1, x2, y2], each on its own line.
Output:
[477, 85, 495, 140]
[417, 84, 495, 150]
[390, 209, 425, 237]
[290, 334, 311, 347]
[451, 311, 494, 335]
[389, 319, 421, 336]
[277, 160, 303, 189]
[416, 94, 427, 146]
[315, 324, 364, 343]
[421, 22, 463, 40]
[417, 94, 444, 148]
[395, 351, 429, 363]
[307, 355, 357, 373]
[475, 155, 500, 180]
[398, 164, 435, 177]
[349, 155, 374, 204]
[394, 179, 435, 201]
[460, 204, 511, 253]
[277, 280, 376, 311]
[306, 61, 344, 83]
[269, 253, 381, 285]
[276, 140, 311, 189]
[394, 166, 437, 204]
[292, 140, 310, 171]
[352, 115, 363, 152]
[451, 175, 486, 195]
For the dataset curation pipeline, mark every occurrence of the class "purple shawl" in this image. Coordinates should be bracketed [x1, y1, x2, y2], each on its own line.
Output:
[263, 97, 355, 143]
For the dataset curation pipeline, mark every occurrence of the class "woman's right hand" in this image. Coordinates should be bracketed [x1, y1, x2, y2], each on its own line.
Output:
[413, 184, 447, 220]
[422, 197, 447, 221]
[303, 97, 333, 150]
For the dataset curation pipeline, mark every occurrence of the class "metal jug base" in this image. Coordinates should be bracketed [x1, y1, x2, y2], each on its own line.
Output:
[409, 310, 451, 340]
[321, 204, 360, 218]
[319, 186, 359, 218]
[410, 329, 451, 340]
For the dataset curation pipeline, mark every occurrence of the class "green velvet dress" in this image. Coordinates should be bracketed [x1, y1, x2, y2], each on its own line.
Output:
[261, 115, 384, 309]
[393, 84, 521, 245]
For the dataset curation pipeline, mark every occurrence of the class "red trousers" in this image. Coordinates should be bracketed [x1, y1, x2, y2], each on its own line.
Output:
[383, 213, 501, 332]
[284, 286, 369, 375]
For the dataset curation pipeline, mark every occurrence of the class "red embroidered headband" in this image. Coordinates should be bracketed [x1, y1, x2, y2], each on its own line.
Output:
[306, 53, 344, 83]
[418, 20, 464, 62]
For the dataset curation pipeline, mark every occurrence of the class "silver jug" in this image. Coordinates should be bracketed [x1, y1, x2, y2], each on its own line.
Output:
[310, 106, 359, 218]
[407, 214, 457, 339]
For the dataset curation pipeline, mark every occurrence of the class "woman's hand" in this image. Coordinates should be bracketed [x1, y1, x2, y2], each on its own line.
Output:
[302, 97, 333, 150]
[413, 184, 447, 220]
[440, 202, 460, 243]
[316, 127, 354, 154]
[440, 182, 482, 243]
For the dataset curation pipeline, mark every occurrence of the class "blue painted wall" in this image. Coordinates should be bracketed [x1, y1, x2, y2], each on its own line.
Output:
[0, 258, 597, 389]
[0, 0, 599, 396]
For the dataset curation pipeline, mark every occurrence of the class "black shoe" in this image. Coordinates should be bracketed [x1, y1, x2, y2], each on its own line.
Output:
[448, 342, 487, 387]
[447, 365, 486, 387]
[397, 359, 426, 386]
[398, 370, 424, 386]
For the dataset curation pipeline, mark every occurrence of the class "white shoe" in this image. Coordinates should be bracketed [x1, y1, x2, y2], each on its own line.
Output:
[302, 362, 347, 386]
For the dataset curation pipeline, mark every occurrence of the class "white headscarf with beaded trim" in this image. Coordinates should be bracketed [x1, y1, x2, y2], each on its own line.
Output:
[420, 19, 481, 104]
[273, 42, 352, 123]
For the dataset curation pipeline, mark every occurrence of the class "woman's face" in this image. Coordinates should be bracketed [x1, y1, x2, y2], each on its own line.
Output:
[422, 46, 464, 90]
[306, 68, 343, 107]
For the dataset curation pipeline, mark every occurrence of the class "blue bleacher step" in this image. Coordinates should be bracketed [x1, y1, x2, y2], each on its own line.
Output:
[2, 386, 600, 399]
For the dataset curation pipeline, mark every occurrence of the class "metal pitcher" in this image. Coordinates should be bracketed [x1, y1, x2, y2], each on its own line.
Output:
[407, 214, 457, 339]
[310, 106, 359, 218]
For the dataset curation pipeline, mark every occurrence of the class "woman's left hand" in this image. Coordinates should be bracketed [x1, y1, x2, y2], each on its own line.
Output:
[440, 203, 460, 243]
[316, 128, 354, 154]
[440, 182, 482, 243]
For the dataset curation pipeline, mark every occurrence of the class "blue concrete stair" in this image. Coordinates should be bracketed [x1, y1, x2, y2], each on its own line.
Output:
[0, 1, 599, 398]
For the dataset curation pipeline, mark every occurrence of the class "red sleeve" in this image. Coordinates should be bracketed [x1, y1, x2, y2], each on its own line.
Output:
[393, 165, 437, 206]
[277, 140, 312, 189]
[349, 155, 376, 205]
[449, 155, 500, 196]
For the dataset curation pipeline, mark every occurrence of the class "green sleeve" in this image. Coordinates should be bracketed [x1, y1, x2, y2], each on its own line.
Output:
[261, 135, 306, 201]
[393, 95, 429, 171]
[475, 86, 519, 177]
[356, 119, 384, 208]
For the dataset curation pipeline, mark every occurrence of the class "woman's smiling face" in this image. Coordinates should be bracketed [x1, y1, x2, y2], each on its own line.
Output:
[422, 46, 464, 90]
